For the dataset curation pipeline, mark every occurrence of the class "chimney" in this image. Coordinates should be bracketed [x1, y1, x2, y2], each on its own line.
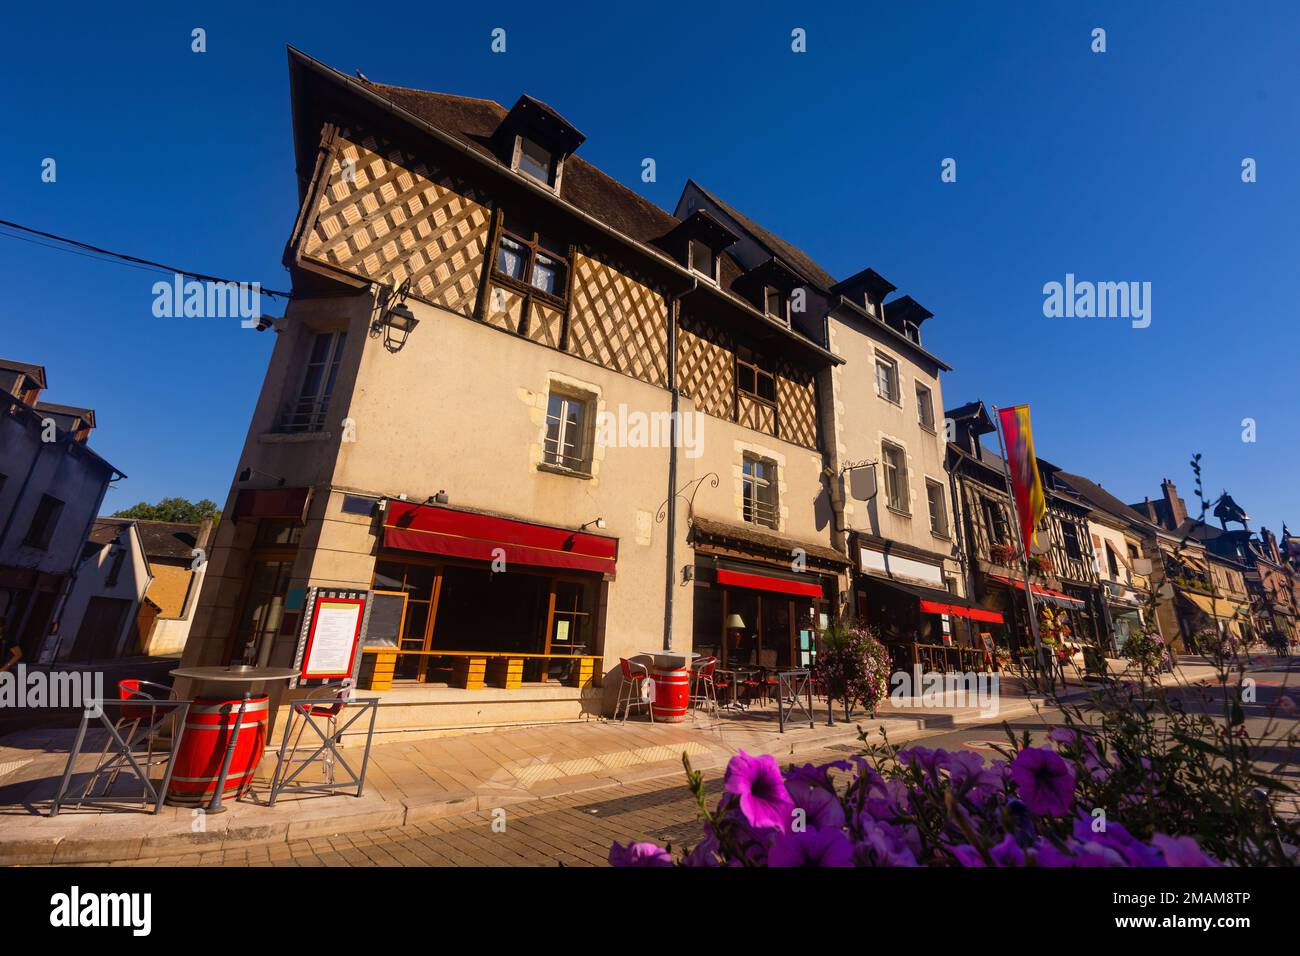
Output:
[1262, 527, 1280, 562]
[1161, 478, 1186, 529]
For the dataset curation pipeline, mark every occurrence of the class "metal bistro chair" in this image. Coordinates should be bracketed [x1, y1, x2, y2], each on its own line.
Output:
[276, 683, 350, 788]
[615, 658, 654, 724]
[689, 656, 719, 718]
[76, 679, 175, 809]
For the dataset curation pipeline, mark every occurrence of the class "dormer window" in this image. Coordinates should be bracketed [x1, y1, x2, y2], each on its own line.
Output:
[904, 321, 921, 345]
[515, 136, 555, 187]
[689, 239, 717, 281]
[764, 287, 788, 324]
[493, 95, 586, 195]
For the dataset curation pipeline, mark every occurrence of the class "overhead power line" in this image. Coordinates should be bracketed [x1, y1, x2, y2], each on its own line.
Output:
[0, 218, 292, 298]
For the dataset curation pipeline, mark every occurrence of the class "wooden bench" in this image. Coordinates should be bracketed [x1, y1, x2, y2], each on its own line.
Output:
[359, 648, 601, 691]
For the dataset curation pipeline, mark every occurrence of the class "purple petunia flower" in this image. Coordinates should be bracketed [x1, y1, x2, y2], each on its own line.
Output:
[946, 750, 1004, 801]
[1010, 747, 1076, 816]
[853, 818, 920, 866]
[1152, 834, 1219, 867]
[681, 828, 722, 867]
[1071, 815, 1165, 867]
[724, 749, 795, 832]
[768, 827, 856, 867]
[1033, 838, 1126, 867]
[950, 844, 986, 867]
[609, 841, 674, 866]
[989, 834, 1026, 866]
[784, 766, 847, 831]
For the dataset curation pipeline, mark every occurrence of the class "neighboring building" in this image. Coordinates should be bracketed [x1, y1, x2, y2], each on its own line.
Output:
[1129, 479, 1218, 654]
[677, 187, 981, 655]
[944, 402, 1105, 655]
[55, 517, 213, 662]
[54, 517, 153, 663]
[181, 50, 850, 729]
[1051, 470, 1163, 655]
[1195, 520, 1299, 649]
[0, 358, 124, 664]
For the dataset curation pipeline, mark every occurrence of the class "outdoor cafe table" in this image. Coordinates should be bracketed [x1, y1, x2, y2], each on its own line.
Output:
[166, 665, 300, 812]
[637, 650, 699, 723]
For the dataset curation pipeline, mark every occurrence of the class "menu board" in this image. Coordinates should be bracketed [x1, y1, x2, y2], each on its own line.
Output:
[364, 591, 405, 648]
[301, 596, 366, 680]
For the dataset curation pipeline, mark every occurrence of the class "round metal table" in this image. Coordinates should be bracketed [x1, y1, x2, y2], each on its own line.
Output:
[167, 666, 300, 811]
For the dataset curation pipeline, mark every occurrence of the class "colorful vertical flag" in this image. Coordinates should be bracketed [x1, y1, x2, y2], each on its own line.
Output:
[998, 405, 1046, 554]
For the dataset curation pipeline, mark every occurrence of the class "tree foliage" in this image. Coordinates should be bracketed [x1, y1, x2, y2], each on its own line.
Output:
[112, 496, 220, 523]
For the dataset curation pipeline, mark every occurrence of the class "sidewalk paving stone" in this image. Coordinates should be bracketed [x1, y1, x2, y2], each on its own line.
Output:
[0, 658, 1229, 864]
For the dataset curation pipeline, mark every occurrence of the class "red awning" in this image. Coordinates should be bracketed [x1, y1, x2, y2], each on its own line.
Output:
[987, 574, 1085, 607]
[233, 487, 312, 522]
[918, 599, 1005, 624]
[382, 501, 618, 576]
[715, 568, 823, 598]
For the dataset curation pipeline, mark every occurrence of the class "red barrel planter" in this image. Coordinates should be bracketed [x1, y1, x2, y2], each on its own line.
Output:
[650, 665, 690, 723]
[166, 696, 269, 808]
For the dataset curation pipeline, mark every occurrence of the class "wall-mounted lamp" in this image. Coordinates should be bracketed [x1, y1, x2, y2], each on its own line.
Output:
[681, 565, 695, 584]
[238, 466, 285, 486]
[425, 490, 449, 505]
[372, 282, 420, 352]
[579, 517, 606, 531]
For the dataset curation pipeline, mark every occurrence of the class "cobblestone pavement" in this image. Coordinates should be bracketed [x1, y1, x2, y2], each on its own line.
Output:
[118, 761, 743, 868]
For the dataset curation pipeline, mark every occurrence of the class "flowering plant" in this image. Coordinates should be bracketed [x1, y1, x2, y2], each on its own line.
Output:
[989, 543, 1018, 564]
[611, 645, 1300, 868]
[1122, 626, 1169, 679]
[1030, 553, 1053, 575]
[611, 739, 1223, 868]
[812, 623, 891, 720]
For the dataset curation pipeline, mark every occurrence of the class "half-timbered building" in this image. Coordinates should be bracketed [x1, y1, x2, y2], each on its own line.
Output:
[180, 49, 851, 730]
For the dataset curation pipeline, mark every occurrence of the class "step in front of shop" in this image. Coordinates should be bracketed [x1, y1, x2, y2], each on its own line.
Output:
[342, 683, 607, 740]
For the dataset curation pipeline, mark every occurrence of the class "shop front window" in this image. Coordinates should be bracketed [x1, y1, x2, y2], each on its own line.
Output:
[232, 559, 294, 665]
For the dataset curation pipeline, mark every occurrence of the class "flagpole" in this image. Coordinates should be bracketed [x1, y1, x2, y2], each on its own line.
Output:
[992, 404, 1047, 691]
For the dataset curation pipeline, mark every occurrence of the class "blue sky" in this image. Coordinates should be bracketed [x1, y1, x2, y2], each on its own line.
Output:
[3, 2, 1297, 532]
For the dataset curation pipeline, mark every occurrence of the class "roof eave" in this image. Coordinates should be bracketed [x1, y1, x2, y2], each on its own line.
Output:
[832, 295, 952, 371]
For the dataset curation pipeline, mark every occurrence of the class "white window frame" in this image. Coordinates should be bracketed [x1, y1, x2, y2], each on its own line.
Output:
[875, 352, 900, 405]
[742, 453, 779, 529]
[925, 478, 949, 537]
[689, 239, 718, 282]
[282, 330, 347, 433]
[764, 286, 789, 325]
[513, 135, 559, 190]
[882, 441, 909, 514]
[542, 388, 593, 473]
[915, 381, 935, 431]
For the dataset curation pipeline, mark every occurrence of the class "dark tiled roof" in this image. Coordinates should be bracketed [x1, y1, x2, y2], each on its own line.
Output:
[945, 401, 987, 422]
[361, 81, 679, 245]
[34, 401, 95, 428]
[0, 358, 47, 388]
[687, 181, 839, 292]
[134, 520, 201, 560]
[87, 518, 128, 547]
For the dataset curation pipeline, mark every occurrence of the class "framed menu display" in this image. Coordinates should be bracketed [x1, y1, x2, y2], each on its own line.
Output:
[292, 589, 369, 685]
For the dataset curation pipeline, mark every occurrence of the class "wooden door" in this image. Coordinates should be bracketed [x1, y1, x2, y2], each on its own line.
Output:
[70, 596, 133, 662]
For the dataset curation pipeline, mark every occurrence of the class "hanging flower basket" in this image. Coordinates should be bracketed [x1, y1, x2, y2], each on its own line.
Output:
[990, 543, 1018, 564]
